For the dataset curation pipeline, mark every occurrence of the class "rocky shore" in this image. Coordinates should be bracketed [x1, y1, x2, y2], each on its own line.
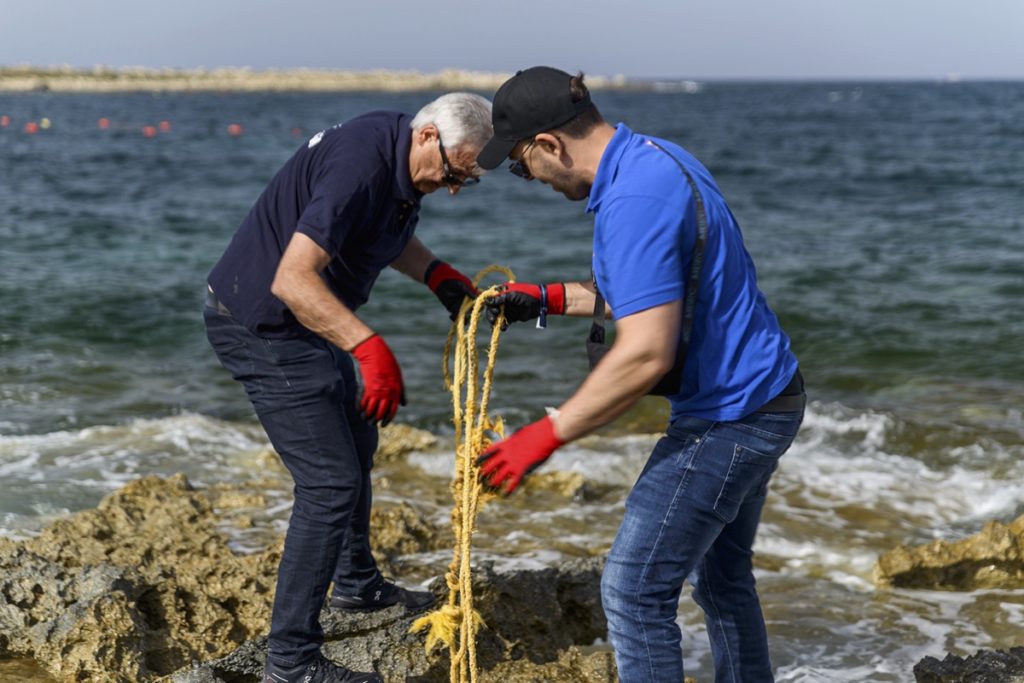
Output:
[0, 66, 635, 93]
[875, 515, 1024, 591]
[5, 419, 1022, 681]
[0, 425, 659, 682]
[874, 514, 1024, 682]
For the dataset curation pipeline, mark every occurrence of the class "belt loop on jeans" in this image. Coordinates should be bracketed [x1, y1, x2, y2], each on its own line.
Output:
[205, 286, 232, 317]
[755, 368, 806, 413]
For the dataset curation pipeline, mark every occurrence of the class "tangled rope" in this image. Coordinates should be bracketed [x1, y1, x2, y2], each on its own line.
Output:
[409, 265, 514, 683]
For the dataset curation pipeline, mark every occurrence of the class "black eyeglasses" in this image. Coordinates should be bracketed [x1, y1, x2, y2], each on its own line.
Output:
[438, 137, 480, 188]
[508, 139, 537, 180]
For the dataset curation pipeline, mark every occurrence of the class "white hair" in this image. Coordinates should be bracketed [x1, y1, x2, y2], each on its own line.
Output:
[410, 92, 493, 153]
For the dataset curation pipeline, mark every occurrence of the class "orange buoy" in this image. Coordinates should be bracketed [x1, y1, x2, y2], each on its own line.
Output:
[98, 117, 111, 129]
[142, 126, 157, 138]
[227, 123, 243, 136]
[24, 121, 39, 134]
[159, 120, 171, 133]
[291, 127, 302, 137]
[0, 115, 10, 128]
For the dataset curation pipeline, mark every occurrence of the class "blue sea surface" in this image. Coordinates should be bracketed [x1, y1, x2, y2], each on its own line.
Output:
[1, 82, 1022, 681]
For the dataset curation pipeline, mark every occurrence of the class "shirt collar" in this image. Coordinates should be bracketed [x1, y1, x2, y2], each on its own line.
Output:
[586, 122, 633, 214]
[394, 114, 422, 203]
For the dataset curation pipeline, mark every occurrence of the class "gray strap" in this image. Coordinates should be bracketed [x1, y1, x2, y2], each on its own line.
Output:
[589, 140, 708, 366]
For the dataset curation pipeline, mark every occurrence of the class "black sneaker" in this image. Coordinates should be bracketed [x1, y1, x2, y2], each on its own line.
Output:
[263, 652, 382, 683]
[330, 579, 435, 613]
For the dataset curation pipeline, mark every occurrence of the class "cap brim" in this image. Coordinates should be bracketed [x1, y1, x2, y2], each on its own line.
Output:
[476, 136, 517, 170]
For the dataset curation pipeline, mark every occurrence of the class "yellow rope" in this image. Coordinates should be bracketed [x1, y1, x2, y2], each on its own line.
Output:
[410, 265, 514, 683]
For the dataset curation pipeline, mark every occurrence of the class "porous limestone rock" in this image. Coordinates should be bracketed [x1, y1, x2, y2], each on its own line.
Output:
[169, 557, 611, 682]
[875, 515, 1024, 590]
[370, 502, 446, 560]
[375, 424, 440, 464]
[0, 474, 279, 681]
[1, 474, 619, 683]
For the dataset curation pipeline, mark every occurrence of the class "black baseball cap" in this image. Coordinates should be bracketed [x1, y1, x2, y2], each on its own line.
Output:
[476, 66, 592, 170]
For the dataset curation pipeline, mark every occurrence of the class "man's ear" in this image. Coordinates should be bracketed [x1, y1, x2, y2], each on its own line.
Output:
[417, 124, 439, 145]
[534, 132, 565, 159]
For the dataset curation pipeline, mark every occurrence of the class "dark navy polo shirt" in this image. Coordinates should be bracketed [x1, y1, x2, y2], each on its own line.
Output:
[207, 111, 422, 337]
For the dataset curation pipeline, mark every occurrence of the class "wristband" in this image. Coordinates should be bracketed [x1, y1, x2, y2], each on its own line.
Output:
[537, 284, 548, 330]
[423, 259, 443, 287]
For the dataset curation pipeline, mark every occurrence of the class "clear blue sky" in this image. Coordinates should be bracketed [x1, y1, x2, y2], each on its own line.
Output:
[2, 0, 1022, 80]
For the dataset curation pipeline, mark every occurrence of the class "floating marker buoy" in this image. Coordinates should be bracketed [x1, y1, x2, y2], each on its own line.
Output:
[159, 120, 171, 133]
[227, 123, 243, 136]
[98, 117, 111, 129]
[24, 122, 39, 134]
[40, 118, 52, 129]
[0, 115, 10, 128]
[142, 126, 157, 138]
[291, 127, 302, 137]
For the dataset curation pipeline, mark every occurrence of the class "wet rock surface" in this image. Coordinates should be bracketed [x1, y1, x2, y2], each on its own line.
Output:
[879, 516, 1024, 681]
[374, 424, 440, 465]
[171, 558, 610, 682]
[0, 474, 279, 682]
[522, 471, 617, 502]
[370, 502, 446, 560]
[875, 515, 1024, 590]
[0, 423, 633, 682]
[913, 647, 1024, 682]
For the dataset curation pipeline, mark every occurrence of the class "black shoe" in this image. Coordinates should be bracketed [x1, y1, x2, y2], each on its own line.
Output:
[263, 652, 382, 683]
[330, 579, 435, 613]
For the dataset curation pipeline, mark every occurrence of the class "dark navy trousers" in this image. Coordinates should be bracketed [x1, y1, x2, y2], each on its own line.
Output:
[204, 305, 382, 667]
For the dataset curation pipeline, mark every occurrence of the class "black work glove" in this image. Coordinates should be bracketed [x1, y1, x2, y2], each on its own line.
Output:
[424, 259, 479, 320]
[485, 282, 566, 328]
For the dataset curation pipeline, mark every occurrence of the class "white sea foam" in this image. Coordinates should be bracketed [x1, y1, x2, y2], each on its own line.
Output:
[779, 402, 1024, 525]
[405, 450, 457, 478]
[0, 413, 270, 536]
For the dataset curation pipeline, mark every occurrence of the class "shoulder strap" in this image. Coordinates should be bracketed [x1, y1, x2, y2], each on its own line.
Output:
[589, 139, 709, 361]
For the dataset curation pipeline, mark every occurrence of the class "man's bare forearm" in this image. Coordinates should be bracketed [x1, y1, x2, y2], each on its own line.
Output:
[552, 301, 681, 441]
[273, 270, 373, 352]
[563, 280, 611, 318]
[553, 345, 665, 441]
[271, 232, 374, 352]
[390, 236, 437, 283]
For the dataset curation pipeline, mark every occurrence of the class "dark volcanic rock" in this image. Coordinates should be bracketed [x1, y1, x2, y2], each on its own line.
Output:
[914, 647, 1024, 682]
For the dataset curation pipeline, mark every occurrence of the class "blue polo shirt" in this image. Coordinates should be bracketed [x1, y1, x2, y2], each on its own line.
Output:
[587, 124, 798, 421]
[207, 111, 422, 337]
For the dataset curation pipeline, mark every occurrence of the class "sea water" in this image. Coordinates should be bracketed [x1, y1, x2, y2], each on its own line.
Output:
[1, 82, 1022, 681]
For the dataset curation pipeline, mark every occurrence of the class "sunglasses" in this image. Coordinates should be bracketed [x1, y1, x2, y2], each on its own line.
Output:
[438, 137, 480, 188]
[508, 139, 537, 180]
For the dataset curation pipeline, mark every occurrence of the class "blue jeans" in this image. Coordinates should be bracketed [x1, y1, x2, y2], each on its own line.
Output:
[601, 409, 804, 683]
[204, 306, 382, 667]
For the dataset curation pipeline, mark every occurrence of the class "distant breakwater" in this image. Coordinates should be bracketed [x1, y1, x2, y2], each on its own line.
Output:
[0, 66, 662, 93]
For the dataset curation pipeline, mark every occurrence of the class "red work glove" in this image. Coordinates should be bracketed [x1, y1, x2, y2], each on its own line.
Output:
[476, 416, 564, 494]
[351, 334, 406, 427]
[425, 259, 479, 320]
[485, 282, 566, 328]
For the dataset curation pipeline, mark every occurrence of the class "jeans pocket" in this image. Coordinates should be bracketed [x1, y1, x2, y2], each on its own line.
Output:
[712, 444, 778, 523]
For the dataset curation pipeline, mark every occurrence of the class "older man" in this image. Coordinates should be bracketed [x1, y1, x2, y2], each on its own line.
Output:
[204, 93, 492, 683]
[476, 68, 804, 683]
